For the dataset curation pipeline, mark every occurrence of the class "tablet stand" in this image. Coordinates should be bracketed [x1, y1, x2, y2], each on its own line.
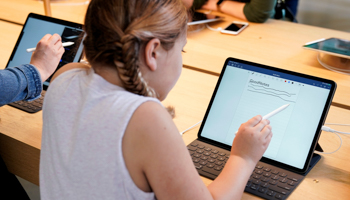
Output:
[317, 53, 350, 75]
[301, 142, 323, 176]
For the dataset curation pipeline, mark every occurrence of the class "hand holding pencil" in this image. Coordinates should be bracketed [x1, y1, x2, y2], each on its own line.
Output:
[27, 41, 74, 52]
[29, 34, 65, 81]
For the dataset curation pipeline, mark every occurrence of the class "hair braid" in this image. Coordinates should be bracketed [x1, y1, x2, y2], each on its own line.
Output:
[112, 33, 156, 97]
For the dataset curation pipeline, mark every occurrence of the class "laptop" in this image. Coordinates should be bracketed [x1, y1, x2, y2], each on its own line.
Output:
[187, 57, 336, 199]
[5, 13, 85, 113]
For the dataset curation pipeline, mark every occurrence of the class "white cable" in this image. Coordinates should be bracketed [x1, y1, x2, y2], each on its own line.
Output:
[325, 123, 350, 127]
[180, 120, 202, 135]
[315, 126, 343, 154]
[322, 125, 350, 135]
[316, 125, 350, 154]
[205, 24, 222, 32]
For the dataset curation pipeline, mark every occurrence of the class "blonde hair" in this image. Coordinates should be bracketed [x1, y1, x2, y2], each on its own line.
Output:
[83, 0, 188, 98]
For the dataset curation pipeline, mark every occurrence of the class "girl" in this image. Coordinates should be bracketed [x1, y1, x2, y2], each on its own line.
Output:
[40, 0, 272, 199]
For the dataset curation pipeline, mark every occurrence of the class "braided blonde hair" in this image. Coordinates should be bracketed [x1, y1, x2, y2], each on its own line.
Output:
[83, 0, 188, 98]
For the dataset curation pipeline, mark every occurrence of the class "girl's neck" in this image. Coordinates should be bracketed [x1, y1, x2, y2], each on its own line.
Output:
[92, 64, 124, 87]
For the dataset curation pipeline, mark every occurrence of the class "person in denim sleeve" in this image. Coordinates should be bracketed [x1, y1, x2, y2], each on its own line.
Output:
[0, 33, 64, 199]
[0, 34, 64, 106]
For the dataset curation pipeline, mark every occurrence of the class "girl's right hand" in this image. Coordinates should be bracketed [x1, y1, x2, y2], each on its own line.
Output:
[231, 115, 272, 165]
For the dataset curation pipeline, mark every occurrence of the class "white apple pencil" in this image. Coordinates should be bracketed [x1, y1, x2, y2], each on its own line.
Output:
[235, 104, 290, 135]
[262, 104, 289, 120]
[26, 41, 74, 53]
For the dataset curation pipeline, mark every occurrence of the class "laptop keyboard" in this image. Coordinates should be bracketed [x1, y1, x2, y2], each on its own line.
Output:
[187, 140, 304, 200]
[9, 91, 46, 113]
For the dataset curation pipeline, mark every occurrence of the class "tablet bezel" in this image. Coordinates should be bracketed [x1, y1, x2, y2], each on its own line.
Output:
[197, 57, 336, 174]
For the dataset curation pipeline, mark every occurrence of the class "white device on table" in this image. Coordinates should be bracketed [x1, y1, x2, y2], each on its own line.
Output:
[220, 21, 248, 35]
[187, 11, 224, 26]
[303, 37, 350, 59]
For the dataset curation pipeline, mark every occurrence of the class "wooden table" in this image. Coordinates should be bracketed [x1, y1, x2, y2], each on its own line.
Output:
[183, 15, 350, 109]
[1, 15, 350, 199]
[0, 0, 88, 25]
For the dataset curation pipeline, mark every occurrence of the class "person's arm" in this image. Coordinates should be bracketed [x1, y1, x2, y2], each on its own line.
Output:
[243, 0, 276, 23]
[0, 64, 42, 106]
[202, 0, 247, 20]
[201, 0, 276, 23]
[123, 101, 272, 199]
[0, 34, 64, 106]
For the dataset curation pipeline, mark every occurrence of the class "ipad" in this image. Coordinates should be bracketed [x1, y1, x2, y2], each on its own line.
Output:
[195, 57, 336, 173]
[303, 38, 350, 59]
[188, 11, 224, 26]
[5, 13, 85, 90]
[5, 13, 85, 113]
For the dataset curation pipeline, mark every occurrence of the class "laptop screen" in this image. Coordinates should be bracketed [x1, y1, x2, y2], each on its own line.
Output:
[6, 13, 84, 89]
[198, 58, 336, 172]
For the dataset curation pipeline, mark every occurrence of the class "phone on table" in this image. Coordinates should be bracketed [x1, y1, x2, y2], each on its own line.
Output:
[220, 21, 249, 35]
[188, 11, 224, 26]
[303, 37, 350, 59]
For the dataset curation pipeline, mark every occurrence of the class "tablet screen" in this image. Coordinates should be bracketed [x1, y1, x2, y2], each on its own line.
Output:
[198, 58, 336, 172]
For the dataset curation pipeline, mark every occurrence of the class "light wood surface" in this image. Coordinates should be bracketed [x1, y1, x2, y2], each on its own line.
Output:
[1, 12, 350, 199]
[184, 15, 350, 108]
[0, 21, 22, 69]
[43, 0, 52, 17]
[0, 0, 88, 24]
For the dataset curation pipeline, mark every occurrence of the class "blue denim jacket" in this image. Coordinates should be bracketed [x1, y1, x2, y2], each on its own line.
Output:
[0, 64, 42, 107]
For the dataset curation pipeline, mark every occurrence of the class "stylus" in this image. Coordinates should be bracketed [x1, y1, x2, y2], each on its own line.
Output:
[234, 104, 289, 135]
[26, 41, 74, 53]
[262, 104, 289, 120]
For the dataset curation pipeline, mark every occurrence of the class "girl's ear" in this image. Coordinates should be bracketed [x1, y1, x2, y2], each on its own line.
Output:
[144, 38, 161, 71]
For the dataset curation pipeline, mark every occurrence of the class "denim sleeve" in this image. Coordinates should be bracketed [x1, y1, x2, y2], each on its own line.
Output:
[0, 64, 43, 106]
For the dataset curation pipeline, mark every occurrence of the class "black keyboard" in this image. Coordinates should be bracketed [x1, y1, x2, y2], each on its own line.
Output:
[9, 91, 46, 113]
[187, 140, 304, 200]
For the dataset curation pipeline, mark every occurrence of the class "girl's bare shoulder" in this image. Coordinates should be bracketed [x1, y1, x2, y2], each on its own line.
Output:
[51, 62, 90, 82]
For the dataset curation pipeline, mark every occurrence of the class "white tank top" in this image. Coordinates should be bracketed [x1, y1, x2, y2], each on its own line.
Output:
[40, 67, 157, 200]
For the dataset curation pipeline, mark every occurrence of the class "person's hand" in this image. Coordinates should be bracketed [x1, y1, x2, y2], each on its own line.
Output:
[30, 34, 65, 82]
[231, 115, 272, 165]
